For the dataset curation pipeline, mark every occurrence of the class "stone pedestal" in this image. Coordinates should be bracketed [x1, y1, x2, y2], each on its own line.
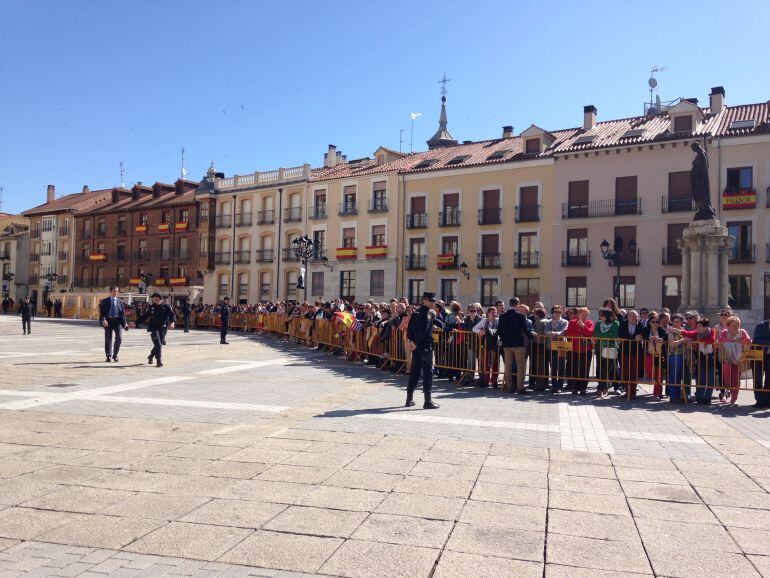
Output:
[677, 219, 733, 317]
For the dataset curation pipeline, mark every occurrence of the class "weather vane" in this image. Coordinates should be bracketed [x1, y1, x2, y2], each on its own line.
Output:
[438, 73, 450, 96]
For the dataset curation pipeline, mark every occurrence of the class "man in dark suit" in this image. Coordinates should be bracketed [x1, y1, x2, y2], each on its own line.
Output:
[159, 296, 174, 345]
[497, 297, 530, 394]
[19, 297, 33, 335]
[99, 286, 129, 362]
[752, 318, 770, 408]
[220, 297, 231, 344]
[180, 300, 192, 332]
[405, 292, 443, 409]
[134, 292, 175, 367]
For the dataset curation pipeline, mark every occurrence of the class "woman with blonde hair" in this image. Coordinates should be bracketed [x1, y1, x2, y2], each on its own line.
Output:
[719, 315, 751, 404]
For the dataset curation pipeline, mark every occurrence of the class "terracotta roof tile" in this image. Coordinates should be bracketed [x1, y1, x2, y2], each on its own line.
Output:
[23, 188, 114, 216]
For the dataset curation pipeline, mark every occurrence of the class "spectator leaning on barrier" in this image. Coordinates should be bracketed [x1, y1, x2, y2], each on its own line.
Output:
[594, 308, 619, 398]
[752, 316, 770, 408]
[618, 310, 644, 400]
[566, 307, 594, 395]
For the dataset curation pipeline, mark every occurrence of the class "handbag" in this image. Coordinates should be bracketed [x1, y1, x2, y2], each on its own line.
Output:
[601, 347, 617, 360]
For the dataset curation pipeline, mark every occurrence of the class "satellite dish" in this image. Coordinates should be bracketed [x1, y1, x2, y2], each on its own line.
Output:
[648, 77, 658, 88]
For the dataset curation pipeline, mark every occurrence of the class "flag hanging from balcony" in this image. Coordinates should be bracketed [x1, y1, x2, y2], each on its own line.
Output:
[437, 253, 456, 268]
[174, 222, 188, 231]
[128, 277, 142, 285]
[722, 189, 756, 210]
[365, 245, 387, 259]
[155, 278, 166, 286]
[336, 247, 357, 260]
[158, 223, 170, 232]
[168, 277, 187, 286]
[135, 225, 147, 233]
[89, 254, 107, 261]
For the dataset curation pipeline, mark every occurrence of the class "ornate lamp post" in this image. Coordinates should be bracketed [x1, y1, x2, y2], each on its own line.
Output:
[459, 261, 470, 280]
[139, 272, 154, 295]
[44, 272, 58, 297]
[292, 235, 314, 301]
[2, 272, 14, 299]
[600, 236, 637, 304]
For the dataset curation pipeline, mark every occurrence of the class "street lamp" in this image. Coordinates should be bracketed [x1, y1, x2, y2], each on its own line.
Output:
[291, 235, 314, 301]
[2, 272, 14, 299]
[321, 256, 334, 272]
[459, 261, 470, 280]
[600, 236, 637, 303]
[44, 272, 58, 295]
[139, 272, 154, 295]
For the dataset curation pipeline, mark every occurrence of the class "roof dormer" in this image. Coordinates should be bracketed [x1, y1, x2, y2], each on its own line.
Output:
[520, 124, 556, 155]
[667, 99, 704, 134]
[373, 146, 407, 165]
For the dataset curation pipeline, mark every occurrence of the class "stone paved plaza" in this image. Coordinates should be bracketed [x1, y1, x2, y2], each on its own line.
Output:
[1, 316, 770, 577]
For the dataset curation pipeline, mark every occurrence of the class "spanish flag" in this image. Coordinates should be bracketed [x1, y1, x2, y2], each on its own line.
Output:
[334, 310, 363, 332]
[365, 245, 388, 258]
[336, 247, 357, 260]
[437, 253, 456, 267]
[158, 223, 170, 232]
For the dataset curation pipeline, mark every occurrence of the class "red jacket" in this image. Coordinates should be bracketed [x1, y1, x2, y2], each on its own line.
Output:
[566, 318, 594, 352]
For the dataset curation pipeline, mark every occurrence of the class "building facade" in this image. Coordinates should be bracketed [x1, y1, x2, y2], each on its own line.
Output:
[0, 219, 30, 301]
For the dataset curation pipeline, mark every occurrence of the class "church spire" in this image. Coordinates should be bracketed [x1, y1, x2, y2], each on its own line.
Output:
[426, 74, 458, 150]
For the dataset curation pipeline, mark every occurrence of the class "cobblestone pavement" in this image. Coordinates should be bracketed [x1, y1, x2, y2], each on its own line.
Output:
[1, 316, 770, 577]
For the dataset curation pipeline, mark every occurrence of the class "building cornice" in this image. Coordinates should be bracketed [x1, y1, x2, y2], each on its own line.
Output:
[403, 158, 552, 181]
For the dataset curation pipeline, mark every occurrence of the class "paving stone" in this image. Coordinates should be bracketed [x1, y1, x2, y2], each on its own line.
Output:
[319, 539, 438, 578]
[343, 457, 417, 476]
[281, 452, 355, 470]
[433, 551, 542, 578]
[38, 515, 165, 549]
[547, 509, 639, 542]
[488, 445, 548, 459]
[262, 506, 367, 538]
[547, 474, 621, 494]
[636, 518, 742, 554]
[548, 490, 631, 517]
[130, 457, 214, 476]
[375, 492, 464, 521]
[190, 461, 270, 480]
[469, 482, 548, 508]
[298, 486, 386, 512]
[391, 476, 474, 499]
[477, 467, 547, 488]
[748, 554, 770, 577]
[544, 564, 653, 577]
[628, 498, 719, 524]
[0, 508, 84, 540]
[126, 522, 253, 561]
[101, 493, 211, 521]
[256, 465, 337, 485]
[408, 461, 480, 481]
[619, 480, 702, 503]
[0, 540, 20, 552]
[483, 455, 548, 472]
[610, 455, 675, 470]
[219, 531, 342, 573]
[23, 466, 106, 485]
[222, 448, 298, 465]
[459, 500, 545, 532]
[546, 533, 651, 574]
[420, 450, 486, 467]
[323, 470, 403, 492]
[226, 480, 314, 505]
[22, 487, 136, 514]
[614, 466, 689, 485]
[0, 479, 62, 506]
[444, 523, 544, 562]
[51, 562, 97, 577]
[180, 499, 286, 529]
[696, 487, 770, 509]
[166, 444, 241, 461]
[647, 551, 760, 578]
[351, 513, 452, 548]
[548, 461, 616, 479]
[729, 527, 770, 556]
[681, 472, 762, 491]
[549, 449, 611, 465]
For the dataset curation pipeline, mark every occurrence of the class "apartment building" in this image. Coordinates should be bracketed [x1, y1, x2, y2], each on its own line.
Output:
[551, 87, 770, 324]
[73, 179, 200, 295]
[23, 185, 113, 302]
[0, 218, 30, 300]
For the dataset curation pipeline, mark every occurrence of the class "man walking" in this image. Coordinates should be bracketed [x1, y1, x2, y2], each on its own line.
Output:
[498, 297, 530, 394]
[220, 296, 231, 344]
[19, 297, 33, 335]
[159, 296, 174, 345]
[405, 292, 443, 409]
[180, 299, 192, 332]
[134, 292, 175, 367]
[98, 286, 129, 362]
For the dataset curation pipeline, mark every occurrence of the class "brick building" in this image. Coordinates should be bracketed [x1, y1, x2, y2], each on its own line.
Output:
[73, 179, 202, 295]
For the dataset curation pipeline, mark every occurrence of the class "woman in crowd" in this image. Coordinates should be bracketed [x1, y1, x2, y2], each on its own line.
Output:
[678, 317, 718, 404]
[644, 314, 667, 399]
[463, 303, 483, 386]
[566, 307, 594, 395]
[594, 308, 619, 398]
[530, 307, 549, 390]
[665, 313, 688, 402]
[473, 306, 501, 388]
[719, 315, 752, 404]
[618, 310, 644, 399]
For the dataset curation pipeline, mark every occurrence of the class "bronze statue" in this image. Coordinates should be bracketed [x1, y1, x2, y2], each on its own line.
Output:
[691, 142, 716, 221]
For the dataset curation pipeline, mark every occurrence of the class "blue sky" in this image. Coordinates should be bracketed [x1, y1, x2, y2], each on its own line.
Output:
[1, 0, 769, 214]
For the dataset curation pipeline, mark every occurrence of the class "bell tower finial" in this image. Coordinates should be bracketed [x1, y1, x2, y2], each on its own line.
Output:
[427, 73, 458, 150]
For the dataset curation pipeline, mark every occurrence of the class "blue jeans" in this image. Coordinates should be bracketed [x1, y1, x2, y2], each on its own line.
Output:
[696, 353, 716, 403]
[667, 353, 684, 401]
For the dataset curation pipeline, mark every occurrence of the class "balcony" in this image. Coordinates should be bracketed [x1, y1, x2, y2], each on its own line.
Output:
[309, 204, 327, 219]
[260, 284, 271, 297]
[116, 225, 127, 236]
[368, 199, 388, 213]
[661, 247, 682, 265]
[478, 208, 502, 225]
[515, 205, 540, 223]
[215, 215, 232, 229]
[175, 249, 190, 261]
[406, 213, 428, 229]
[661, 196, 694, 213]
[31, 229, 40, 239]
[439, 209, 461, 227]
[159, 252, 173, 261]
[606, 248, 640, 266]
[59, 226, 70, 237]
[238, 283, 249, 297]
[477, 252, 501, 269]
[561, 250, 592, 267]
[233, 250, 251, 264]
[730, 244, 755, 264]
[235, 213, 252, 227]
[0, 249, 10, 260]
[81, 230, 91, 239]
[404, 255, 427, 270]
[514, 251, 540, 268]
[134, 250, 149, 261]
[255, 249, 274, 263]
[29, 275, 39, 285]
[116, 251, 128, 262]
[214, 252, 231, 265]
[30, 253, 40, 263]
[284, 207, 302, 222]
[257, 210, 275, 225]
[41, 222, 55, 232]
[310, 248, 327, 261]
[338, 202, 357, 216]
[58, 275, 68, 285]
[96, 228, 107, 238]
[282, 248, 299, 262]
[562, 199, 642, 219]
[437, 253, 459, 269]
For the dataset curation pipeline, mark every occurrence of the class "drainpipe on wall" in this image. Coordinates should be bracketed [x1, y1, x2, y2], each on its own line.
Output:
[399, 173, 406, 298]
[276, 187, 283, 300]
[230, 194, 236, 300]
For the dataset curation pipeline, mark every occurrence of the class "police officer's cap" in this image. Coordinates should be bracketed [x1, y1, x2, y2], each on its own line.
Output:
[422, 292, 436, 301]
[151, 292, 162, 299]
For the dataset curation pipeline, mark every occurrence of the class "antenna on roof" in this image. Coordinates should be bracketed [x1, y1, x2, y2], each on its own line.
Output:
[181, 147, 187, 179]
[399, 129, 408, 153]
[0, 187, 4, 213]
[120, 161, 126, 189]
[645, 66, 667, 115]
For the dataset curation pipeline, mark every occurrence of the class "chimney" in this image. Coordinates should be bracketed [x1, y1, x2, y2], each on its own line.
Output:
[111, 189, 120, 203]
[152, 184, 161, 199]
[502, 126, 514, 139]
[174, 180, 184, 195]
[325, 144, 337, 168]
[685, 98, 699, 106]
[82, 185, 89, 194]
[709, 86, 725, 114]
[583, 105, 597, 131]
[46, 185, 55, 203]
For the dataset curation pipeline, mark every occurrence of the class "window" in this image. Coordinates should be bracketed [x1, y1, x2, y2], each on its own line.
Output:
[727, 221, 753, 262]
[340, 270, 356, 301]
[515, 278, 540, 308]
[161, 238, 171, 260]
[260, 272, 271, 297]
[116, 266, 125, 284]
[314, 191, 326, 209]
[372, 182, 387, 210]
[217, 273, 229, 299]
[199, 236, 208, 257]
[342, 227, 356, 248]
[446, 155, 470, 165]
[97, 219, 106, 235]
[159, 266, 169, 281]
[517, 185, 539, 221]
[371, 225, 385, 247]
[408, 196, 427, 227]
[343, 185, 357, 212]
[567, 181, 589, 218]
[480, 189, 501, 224]
[370, 270, 384, 296]
[238, 272, 249, 299]
[567, 228, 588, 264]
[200, 203, 209, 220]
[614, 226, 637, 263]
[481, 278, 499, 306]
[408, 279, 424, 304]
[441, 236, 458, 256]
[311, 272, 324, 296]
[161, 211, 170, 224]
[615, 176, 638, 215]
[312, 230, 326, 259]
[673, 115, 693, 132]
[440, 279, 456, 302]
[180, 209, 189, 223]
[139, 214, 148, 226]
[729, 275, 751, 309]
[667, 171, 692, 211]
[726, 167, 753, 192]
[480, 234, 500, 267]
[566, 277, 587, 307]
[96, 267, 105, 287]
[525, 138, 540, 154]
[614, 276, 636, 308]
[177, 265, 187, 278]
[518, 232, 538, 266]
[662, 276, 682, 312]
[178, 237, 188, 259]
[117, 217, 126, 234]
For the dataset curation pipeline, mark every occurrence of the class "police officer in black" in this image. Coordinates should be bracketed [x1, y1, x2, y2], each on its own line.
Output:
[180, 300, 192, 332]
[134, 292, 175, 367]
[19, 297, 34, 335]
[220, 296, 231, 344]
[159, 296, 174, 345]
[406, 292, 443, 409]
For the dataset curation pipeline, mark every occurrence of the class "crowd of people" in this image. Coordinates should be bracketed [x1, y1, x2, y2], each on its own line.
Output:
[2, 296, 63, 317]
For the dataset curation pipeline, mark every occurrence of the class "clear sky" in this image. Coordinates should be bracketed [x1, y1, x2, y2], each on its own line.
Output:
[1, 0, 768, 214]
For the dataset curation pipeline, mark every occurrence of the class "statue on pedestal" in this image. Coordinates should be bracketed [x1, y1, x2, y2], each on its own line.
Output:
[690, 142, 717, 221]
